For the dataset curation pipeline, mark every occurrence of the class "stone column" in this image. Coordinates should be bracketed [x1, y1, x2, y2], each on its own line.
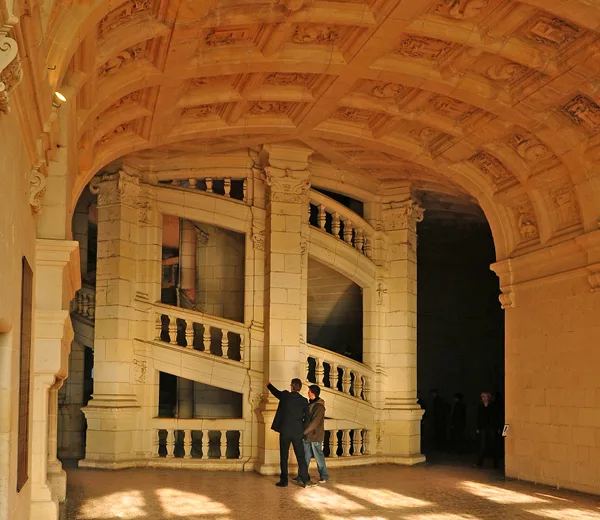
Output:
[256, 143, 313, 474]
[179, 220, 197, 305]
[30, 239, 80, 519]
[378, 198, 425, 464]
[81, 171, 141, 468]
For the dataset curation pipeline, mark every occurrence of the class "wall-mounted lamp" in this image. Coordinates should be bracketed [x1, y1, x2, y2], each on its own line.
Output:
[53, 91, 66, 108]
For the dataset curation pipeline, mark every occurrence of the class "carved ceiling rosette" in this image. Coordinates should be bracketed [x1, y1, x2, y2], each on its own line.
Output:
[89, 170, 140, 207]
[261, 167, 310, 204]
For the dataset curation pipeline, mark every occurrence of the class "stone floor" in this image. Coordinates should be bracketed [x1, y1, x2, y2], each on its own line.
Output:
[60, 463, 600, 520]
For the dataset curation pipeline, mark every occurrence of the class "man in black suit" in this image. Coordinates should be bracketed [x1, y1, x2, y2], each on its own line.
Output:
[267, 378, 315, 488]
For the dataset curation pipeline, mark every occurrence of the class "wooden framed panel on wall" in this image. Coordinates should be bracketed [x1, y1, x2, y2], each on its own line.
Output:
[17, 256, 32, 492]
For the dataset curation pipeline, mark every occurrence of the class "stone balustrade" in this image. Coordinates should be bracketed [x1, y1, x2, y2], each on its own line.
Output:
[306, 344, 373, 402]
[151, 418, 245, 460]
[325, 427, 371, 457]
[70, 284, 95, 320]
[158, 176, 248, 202]
[153, 303, 245, 362]
[309, 190, 374, 259]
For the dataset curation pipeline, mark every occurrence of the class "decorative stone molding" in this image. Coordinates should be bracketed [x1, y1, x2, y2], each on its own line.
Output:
[89, 170, 140, 207]
[29, 168, 47, 213]
[498, 291, 514, 309]
[252, 228, 265, 251]
[249, 391, 262, 411]
[262, 167, 310, 204]
[383, 200, 424, 231]
[376, 283, 387, 305]
[0, 26, 22, 115]
[133, 359, 147, 383]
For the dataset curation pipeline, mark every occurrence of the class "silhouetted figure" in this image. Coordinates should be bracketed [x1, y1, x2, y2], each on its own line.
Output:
[431, 389, 449, 451]
[451, 392, 466, 453]
[475, 391, 500, 468]
[417, 390, 426, 452]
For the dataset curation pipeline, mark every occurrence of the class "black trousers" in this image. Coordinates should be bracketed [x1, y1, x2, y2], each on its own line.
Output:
[279, 435, 310, 483]
[477, 428, 498, 467]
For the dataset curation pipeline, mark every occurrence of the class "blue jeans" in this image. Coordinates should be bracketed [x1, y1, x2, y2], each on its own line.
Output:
[304, 440, 329, 480]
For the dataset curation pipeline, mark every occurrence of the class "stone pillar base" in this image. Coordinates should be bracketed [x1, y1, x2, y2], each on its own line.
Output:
[81, 396, 140, 467]
[378, 407, 424, 463]
[47, 460, 67, 502]
[30, 499, 59, 520]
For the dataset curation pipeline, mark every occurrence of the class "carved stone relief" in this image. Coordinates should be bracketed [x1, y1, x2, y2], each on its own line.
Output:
[562, 95, 600, 135]
[96, 123, 133, 146]
[182, 104, 218, 118]
[395, 36, 453, 60]
[293, 25, 341, 45]
[99, 45, 145, 77]
[468, 151, 513, 185]
[524, 16, 580, 48]
[332, 107, 372, 123]
[383, 201, 424, 231]
[485, 61, 528, 85]
[265, 73, 313, 86]
[589, 271, 600, 292]
[262, 167, 310, 204]
[252, 228, 265, 251]
[376, 283, 387, 305]
[507, 133, 551, 162]
[249, 101, 291, 116]
[133, 359, 147, 383]
[498, 291, 514, 309]
[29, 169, 47, 214]
[89, 170, 140, 207]
[0, 48, 22, 115]
[550, 184, 580, 228]
[205, 26, 256, 47]
[513, 203, 539, 241]
[433, 0, 488, 21]
[370, 81, 405, 99]
[99, 0, 152, 35]
[430, 96, 477, 122]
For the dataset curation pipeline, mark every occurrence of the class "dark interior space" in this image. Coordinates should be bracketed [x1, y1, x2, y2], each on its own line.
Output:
[417, 217, 504, 461]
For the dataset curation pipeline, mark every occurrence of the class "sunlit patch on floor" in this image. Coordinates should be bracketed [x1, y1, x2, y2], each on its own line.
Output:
[295, 486, 365, 511]
[335, 484, 431, 508]
[460, 481, 548, 504]
[526, 508, 600, 520]
[535, 493, 571, 502]
[155, 488, 230, 516]
[404, 514, 481, 520]
[78, 490, 146, 519]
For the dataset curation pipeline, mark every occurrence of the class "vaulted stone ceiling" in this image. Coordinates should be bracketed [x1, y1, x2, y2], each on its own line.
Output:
[48, 0, 600, 256]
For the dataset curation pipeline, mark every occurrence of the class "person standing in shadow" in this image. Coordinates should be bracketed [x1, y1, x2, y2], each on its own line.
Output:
[267, 379, 315, 488]
[451, 392, 466, 453]
[475, 391, 500, 468]
[431, 389, 449, 451]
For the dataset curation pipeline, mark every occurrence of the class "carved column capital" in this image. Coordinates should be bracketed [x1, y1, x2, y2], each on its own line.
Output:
[261, 166, 310, 204]
[0, 24, 22, 115]
[89, 170, 140, 207]
[382, 200, 424, 232]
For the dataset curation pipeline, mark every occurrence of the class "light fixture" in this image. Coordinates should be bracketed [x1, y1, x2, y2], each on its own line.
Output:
[55, 91, 66, 102]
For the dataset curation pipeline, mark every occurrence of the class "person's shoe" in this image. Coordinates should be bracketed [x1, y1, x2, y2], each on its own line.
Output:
[319, 478, 328, 484]
[275, 481, 288, 487]
[292, 476, 303, 483]
[303, 480, 317, 488]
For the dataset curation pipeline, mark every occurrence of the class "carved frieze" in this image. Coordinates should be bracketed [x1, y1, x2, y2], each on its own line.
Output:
[332, 107, 372, 123]
[249, 101, 292, 116]
[485, 61, 529, 85]
[468, 151, 513, 186]
[507, 133, 551, 162]
[433, 0, 488, 20]
[205, 26, 256, 47]
[89, 170, 140, 207]
[0, 44, 22, 115]
[96, 123, 133, 146]
[395, 36, 453, 61]
[293, 25, 341, 45]
[262, 167, 310, 204]
[549, 184, 580, 229]
[370, 81, 405, 99]
[133, 359, 147, 383]
[589, 271, 600, 292]
[383, 201, 424, 231]
[252, 228, 265, 251]
[513, 203, 539, 241]
[99, 0, 152, 35]
[182, 104, 218, 118]
[265, 73, 313, 86]
[29, 168, 47, 214]
[99, 45, 145, 77]
[562, 94, 600, 135]
[430, 95, 477, 122]
[524, 16, 580, 48]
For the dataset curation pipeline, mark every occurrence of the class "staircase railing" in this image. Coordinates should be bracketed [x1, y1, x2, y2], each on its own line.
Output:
[158, 175, 248, 203]
[307, 344, 373, 402]
[70, 283, 96, 320]
[325, 427, 371, 457]
[309, 190, 375, 259]
[150, 418, 245, 460]
[152, 302, 246, 363]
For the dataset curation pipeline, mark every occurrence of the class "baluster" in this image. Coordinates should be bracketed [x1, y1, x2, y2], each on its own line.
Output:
[185, 321, 194, 348]
[221, 330, 229, 359]
[329, 362, 338, 390]
[306, 357, 312, 384]
[220, 430, 227, 459]
[343, 219, 353, 244]
[168, 316, 178, 345]
[155, 314, 163, 340]
[166, 429, 175, 458]
[332, 212, 341, 239]
[354, 228, 364, 253]
[363, 378, 369, 401]
[239, 334, 244, 362]
[202, 430, 210, 459]
[224, 178, 232, 197]
[238, 430, 243, 459]
[341, 367, 351, 394]
[82, 294, 89, 317]
[318, 204, 326, 229]
[153, 430, 159, 458]
[329, 429, 338, 458]
[355, 374, 363, 400]
[89, 294, 95, 319]
[352, 429, 360, 456]
[363, 236, 372, 258]
[188, 178, 197, 188]
[307, 203, 312, 222]
[203, 325, 211, 352]
[315, 358, 324, 386]
[342, 430, 351, 457]
[363, 430, 370, 455]
[243, 179, 248, 202]
[205, 177, 213, 193]
[184, 429, 192, 459]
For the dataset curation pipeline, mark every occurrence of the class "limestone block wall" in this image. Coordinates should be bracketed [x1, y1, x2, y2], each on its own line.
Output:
[0, 110, 38, 520]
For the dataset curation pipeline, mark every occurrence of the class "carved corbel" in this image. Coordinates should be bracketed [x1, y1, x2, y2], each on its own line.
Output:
[0, 25, 22, 115]
[589, 272, 600, 292]
[498, 291, 514, 310]
[29, 167, 47, 213]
